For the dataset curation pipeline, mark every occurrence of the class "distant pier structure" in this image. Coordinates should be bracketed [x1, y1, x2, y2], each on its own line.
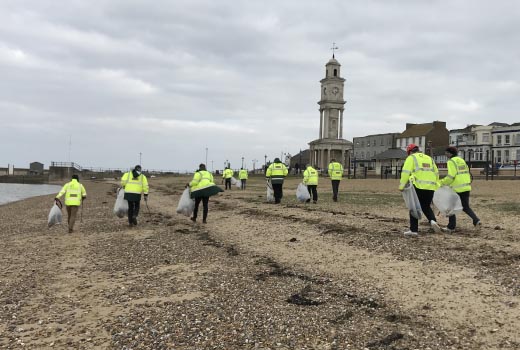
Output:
[49, 162, 83, 181]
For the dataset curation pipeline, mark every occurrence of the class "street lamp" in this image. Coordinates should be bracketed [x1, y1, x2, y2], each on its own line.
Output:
[241, 157, 244, 168]
[264, 155, 267, 168]
[252, 159, 257, 172]
[139, 152, 142, 166]
[211, 160, 214, 172]
[205, 147, 208, 165]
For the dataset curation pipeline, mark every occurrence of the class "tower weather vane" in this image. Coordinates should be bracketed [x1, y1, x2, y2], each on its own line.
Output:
[331, 42, 339, 58]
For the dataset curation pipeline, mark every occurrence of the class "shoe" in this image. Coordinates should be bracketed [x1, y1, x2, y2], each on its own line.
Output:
[68, 228, 73, 233]
[404, 230, 418, 237]
[474, 220, 482, 228]
[430, 220, 441, 233]
[442, 227, 454, 234]
[132, 218, 138, 226]
[313, 201, 317, 204]
[333, 198, 338, 202]
[190, 217, 196, 222]
[305, 199, 310, 203]
[202, 220, 207, 224]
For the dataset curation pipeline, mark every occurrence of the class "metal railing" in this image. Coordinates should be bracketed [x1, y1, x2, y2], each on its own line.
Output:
[50, 161, 83, 171]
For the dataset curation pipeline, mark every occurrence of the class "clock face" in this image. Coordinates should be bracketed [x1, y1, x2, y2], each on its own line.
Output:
[332, 87, 339, 95]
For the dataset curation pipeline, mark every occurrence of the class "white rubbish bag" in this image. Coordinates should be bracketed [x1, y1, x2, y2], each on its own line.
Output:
[176, 188, 195, 217]
[230, 177, 238, 186]
[235, 178, 242, 189]
[433, 186, 463, 217]
[296, 183, 311, 202]
[48, 202, 62, 227]
[266, 182, 275, 203]
[114, 188, 128, 218]
[402, 182, 422, 220]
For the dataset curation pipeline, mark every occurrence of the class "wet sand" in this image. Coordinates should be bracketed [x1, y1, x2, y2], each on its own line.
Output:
[0, 176, 518, 349]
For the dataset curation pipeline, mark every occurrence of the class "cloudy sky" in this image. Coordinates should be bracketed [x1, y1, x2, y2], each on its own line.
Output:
[1, 0, 519, 172]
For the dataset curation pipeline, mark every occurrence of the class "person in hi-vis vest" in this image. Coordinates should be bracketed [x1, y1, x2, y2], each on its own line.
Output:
[440, 146, 481, 233]
[328, 159, 343, 202]
[55, 174, 87, 233]
[303, 164, 319, 203]
[266, 158, 288, 204]
[238, 168, 248, 190]
[222, 167, 234, 190]
[121, 165, 149, 226]
[399, 144, 441, 236]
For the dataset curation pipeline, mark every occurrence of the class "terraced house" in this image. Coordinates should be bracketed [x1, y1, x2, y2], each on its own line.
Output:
[449, 122, 520, 165]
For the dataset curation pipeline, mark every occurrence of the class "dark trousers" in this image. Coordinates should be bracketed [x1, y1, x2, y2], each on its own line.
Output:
[331, 180, 340, 201]
[410, 187, 436, 232]
[306, 185, 318, 202]
[193, 196, 209, 222]
[66, 206, 79, 231]
[447, 191, 479, 229]
[225, 178, 231, 190]
[241, 179, 246, 190]
[272, 183, 283, 203]
[128, 200, 140, 224]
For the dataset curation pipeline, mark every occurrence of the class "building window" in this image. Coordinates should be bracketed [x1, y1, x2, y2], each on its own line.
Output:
[367, 141, 370, 147]
[496, 150, 502, 163]
[516, 134, 520, 145]
[505, 135, 510, 145]
[482, 133, 490, 142]
[475, 148, 482, 161]
[334, 69, 337, 77]
[380, 138, 384, 146]
[505, 150, 510, 163]
[497, 135, 502, 145]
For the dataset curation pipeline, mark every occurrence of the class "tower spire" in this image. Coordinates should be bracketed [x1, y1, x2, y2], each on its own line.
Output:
[331, 42, 339, 58]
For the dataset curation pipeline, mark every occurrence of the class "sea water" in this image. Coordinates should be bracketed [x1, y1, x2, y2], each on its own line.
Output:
[0, 183, 62, 205]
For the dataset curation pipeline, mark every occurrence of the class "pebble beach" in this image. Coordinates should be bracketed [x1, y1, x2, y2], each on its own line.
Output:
[1, 176, 519, 349]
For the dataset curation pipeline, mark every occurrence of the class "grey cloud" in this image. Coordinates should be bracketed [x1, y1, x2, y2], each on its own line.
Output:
[1, 0, 519, 170]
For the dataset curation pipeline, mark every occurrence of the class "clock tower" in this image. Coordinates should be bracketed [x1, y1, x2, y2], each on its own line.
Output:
[319, 57, 346, 139]
[309, 55, 352, 170]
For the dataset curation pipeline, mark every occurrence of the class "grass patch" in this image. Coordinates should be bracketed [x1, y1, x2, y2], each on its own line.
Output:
[491, 202, 520, 212]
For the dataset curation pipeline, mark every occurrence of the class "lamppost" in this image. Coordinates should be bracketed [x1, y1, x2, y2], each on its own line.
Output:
[264, 155, 267, 168]
[252, 159, 257, 173]
[241, 157, 244, 168]
[211, 160, 214, 173]
[139, 152, 142, 166]
[205, 147, 208, 165]
[298, 149, 302, 174]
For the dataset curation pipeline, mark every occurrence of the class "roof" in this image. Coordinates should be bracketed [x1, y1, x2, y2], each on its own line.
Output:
[398, 123, 434, 137]
[373, 148, 407, 160]
[449, 124, 481, 133]
[488, 122, 510, 127]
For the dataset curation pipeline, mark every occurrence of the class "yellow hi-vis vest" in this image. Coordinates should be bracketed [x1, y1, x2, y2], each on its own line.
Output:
[399, 152, 439, 191]
[303, 166, 318, 185]
[121, 171, 149, 195]
[57, 179, 86, 206]
[441, 156, 472, 192]
[266, 162, 288, 178]
[190, 170, 215, 191]
[328, 162, 343, 180]
[239, 169, 248, 180]
[222, 168, 234, 179]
